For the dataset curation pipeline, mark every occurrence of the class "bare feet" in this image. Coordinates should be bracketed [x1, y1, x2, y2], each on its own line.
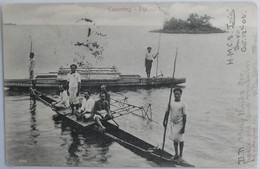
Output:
[178, 156, 184, 162]
[171, 154, 179, 161]
[101, 126, 106, 130]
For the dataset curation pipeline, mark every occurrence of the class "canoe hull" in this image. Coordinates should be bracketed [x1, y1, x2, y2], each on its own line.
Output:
[30, 89, 194, 167]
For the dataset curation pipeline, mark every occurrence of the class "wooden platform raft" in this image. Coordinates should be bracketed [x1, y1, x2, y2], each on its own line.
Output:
[5, 66, 186, 90]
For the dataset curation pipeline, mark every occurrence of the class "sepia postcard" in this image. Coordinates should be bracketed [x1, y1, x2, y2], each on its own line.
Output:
[2, 2, 258, 168]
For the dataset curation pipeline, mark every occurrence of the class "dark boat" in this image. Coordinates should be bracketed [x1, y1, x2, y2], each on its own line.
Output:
[30, 89, 194, 167]
[5, 66, 186, 91]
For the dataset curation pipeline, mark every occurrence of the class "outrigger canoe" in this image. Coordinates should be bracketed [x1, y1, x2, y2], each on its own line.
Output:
[30, 89, 194, 167]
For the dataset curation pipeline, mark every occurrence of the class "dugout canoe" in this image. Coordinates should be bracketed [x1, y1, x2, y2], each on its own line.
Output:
[5, 66, 186, 90]
[30, 89, 194, 167]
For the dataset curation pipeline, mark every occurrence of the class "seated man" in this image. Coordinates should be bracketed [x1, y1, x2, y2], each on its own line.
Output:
[52, 85, 69, 110]
[75, 90, 95, 121]
[93, 92, 112, 130]
[101, 85, 110, 108]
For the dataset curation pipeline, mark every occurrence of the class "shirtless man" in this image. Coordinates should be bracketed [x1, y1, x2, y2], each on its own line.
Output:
[93, 92, 112, 130]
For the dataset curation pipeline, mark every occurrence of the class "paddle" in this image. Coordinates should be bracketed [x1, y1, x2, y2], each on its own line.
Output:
[161, 43, 178, 158]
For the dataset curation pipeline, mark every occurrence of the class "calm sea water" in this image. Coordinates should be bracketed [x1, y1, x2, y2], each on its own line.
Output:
[4, 25, 257, 167]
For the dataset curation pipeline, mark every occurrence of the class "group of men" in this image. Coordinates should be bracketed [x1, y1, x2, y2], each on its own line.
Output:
[47, 64, 186, 161]
[30, 52, 187, 161]
[53, 64, 111, 131]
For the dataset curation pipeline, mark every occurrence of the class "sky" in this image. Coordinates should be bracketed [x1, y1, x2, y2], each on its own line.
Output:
[2, 2, 258, 27]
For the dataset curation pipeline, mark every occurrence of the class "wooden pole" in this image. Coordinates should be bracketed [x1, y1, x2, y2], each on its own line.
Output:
[30, 35, 32, 53]
[156, 33, 161, 77]
[161, 43, 178, 158]
[156, 6, 162, 78]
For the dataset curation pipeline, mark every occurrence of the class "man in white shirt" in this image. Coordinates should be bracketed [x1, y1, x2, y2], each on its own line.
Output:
[52, 85, 69, 110]
[164, 88, 187, 162]
[67, 64, 81, 113]
[76, 90, 95, 121]
[145, 47, 159, 78]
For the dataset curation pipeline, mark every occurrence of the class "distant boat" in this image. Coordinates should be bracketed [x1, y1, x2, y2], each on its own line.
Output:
[4, 66, 186, 90]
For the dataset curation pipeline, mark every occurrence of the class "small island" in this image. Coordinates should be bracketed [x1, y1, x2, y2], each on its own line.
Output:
[151, 13, 225, 34]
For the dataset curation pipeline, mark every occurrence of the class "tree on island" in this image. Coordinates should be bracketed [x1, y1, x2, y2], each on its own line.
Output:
[187, 14, 212, 27]
[161, 13, 224, 33]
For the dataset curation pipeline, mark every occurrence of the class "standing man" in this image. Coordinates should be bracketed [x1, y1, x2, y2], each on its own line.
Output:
[29, 52, 36, 88]
[164, 88, 186, 162]
[67, 64, 81, 114]
[145, 47, 159, 78]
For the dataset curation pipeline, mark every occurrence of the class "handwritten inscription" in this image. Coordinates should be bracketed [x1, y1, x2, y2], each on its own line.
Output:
[251, 35, 257, 54]
[236, 60, 257, 166]
[240, 12, 247, 52]
[108, 6, 147, 13]
[226, 9, 235, 65]
[226, 10, 247, 65]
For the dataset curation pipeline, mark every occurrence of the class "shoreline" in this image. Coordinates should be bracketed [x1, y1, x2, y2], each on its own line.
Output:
[150, 29, 227, 34]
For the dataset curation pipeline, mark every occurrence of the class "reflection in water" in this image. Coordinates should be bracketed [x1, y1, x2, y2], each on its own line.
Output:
[67, 129, 81, 166]
[142, 89, 155, 125]
[53, 114, 63, 128]
[56, 118, 113, 166]
[29, 93, 40, 144]
[142, 89, 153, 107]
[83, 131, 113, 164]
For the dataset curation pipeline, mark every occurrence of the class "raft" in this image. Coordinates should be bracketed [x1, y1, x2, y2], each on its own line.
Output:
[5, 66, 186, 90]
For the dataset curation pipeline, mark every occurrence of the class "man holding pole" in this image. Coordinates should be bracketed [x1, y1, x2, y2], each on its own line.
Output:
[161, 43, 187, 163]
[163, 88, 186, 161]
[145, 47, 159, 78]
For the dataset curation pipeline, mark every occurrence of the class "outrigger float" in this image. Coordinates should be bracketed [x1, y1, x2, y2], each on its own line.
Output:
[5, 66, 186, 90]
[30, 88, 194, 167]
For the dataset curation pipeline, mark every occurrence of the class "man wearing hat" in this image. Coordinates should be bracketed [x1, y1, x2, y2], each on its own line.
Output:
[145, 47, 159, 78]
[67, 64, 81, 113]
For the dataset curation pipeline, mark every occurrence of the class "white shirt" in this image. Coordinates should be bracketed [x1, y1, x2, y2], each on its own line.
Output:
[29, 58, 35, 70]
[80, 97, 95, 113]
[145, 52, 154, 60]
[169, 101, 186, 124]
[59, 90, 70, 107]
[67, 72, 81, 88]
